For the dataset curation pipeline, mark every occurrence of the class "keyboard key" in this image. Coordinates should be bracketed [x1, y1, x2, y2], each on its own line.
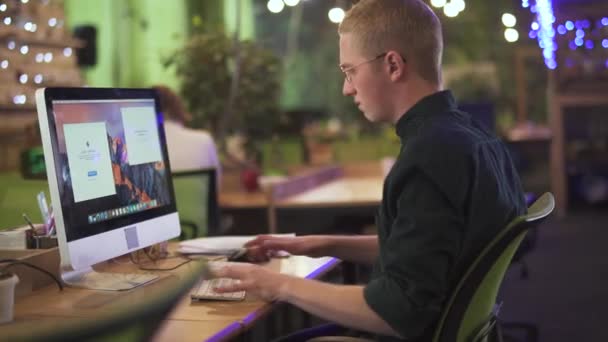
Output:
[190, 278, 246, 301]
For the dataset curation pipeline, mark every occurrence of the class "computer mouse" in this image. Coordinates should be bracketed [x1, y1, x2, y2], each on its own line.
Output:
[227, 248, 249, 262]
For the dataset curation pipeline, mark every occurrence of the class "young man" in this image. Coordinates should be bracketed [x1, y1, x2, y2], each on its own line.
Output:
[214, 0, 526, 340]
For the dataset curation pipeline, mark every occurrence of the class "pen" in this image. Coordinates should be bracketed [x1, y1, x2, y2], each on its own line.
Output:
[22, 213, 37, 236]
[37, 192, 50, 224]
[46, 211, 56, 237]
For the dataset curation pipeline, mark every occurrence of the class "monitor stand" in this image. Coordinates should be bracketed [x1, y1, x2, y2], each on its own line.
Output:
[61, 266, 159, 291]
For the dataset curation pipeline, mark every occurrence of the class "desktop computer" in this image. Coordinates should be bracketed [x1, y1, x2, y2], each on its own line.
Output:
[36, 87, 181, 290]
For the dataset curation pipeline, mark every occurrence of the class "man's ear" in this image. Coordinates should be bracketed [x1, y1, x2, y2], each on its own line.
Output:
[386, 51, 405, 81]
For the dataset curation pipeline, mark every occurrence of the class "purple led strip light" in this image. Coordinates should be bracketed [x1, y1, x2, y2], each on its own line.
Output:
[241, 257, 340, 326]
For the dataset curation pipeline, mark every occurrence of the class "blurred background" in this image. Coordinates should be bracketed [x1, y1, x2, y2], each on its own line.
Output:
[4, 0, 608, 212]
[1, 1, 608, 340]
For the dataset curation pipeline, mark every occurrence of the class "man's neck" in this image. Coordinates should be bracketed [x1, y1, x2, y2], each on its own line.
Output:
[391, 81, 442, 124]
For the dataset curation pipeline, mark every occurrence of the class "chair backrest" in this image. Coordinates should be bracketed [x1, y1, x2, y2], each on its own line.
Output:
[3, 260, 207, 342]
[432, 192, 555, 342]
[172, 168, 219, 238]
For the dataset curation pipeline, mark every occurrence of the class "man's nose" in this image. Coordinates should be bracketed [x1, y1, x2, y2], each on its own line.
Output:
[342, 79, 355, 96]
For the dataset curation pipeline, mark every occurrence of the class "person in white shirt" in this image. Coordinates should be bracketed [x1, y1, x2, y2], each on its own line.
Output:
[153, 85, 220, 175]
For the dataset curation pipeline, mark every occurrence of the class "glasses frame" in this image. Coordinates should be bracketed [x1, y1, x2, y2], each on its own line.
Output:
[340, 52, 388, 84]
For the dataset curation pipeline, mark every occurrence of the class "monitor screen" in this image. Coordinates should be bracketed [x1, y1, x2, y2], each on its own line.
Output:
[50, 98, 175, 241]
[37, 88, 180, 271]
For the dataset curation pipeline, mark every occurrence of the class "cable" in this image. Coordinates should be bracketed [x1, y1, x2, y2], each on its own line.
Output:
[0, 259, 63, 291]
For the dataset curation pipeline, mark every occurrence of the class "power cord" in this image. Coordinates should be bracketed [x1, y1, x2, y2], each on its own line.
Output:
[0, 259, 63, 291]
[128, 247, 191, 271]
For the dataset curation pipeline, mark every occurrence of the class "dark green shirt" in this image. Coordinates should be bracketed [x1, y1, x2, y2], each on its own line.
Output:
[363, 91, 526, 341]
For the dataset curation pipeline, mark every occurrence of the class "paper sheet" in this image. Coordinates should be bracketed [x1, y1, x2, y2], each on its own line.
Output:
[178, 234, 294, 255]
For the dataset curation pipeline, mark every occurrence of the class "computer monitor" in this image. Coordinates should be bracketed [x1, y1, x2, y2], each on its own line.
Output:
[36, 87, 181, 290]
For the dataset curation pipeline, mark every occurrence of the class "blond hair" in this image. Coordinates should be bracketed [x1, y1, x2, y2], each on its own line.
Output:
[339, 0, 443, 85]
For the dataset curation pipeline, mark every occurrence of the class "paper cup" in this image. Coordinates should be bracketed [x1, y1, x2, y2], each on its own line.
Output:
[0, 273, 19, 324]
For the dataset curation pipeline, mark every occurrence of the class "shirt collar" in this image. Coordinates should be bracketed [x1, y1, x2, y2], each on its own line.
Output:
[395, 90, 457, 141]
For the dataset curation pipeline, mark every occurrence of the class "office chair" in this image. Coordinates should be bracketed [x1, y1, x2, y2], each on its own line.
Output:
[2, 260, 207, 342]
[432, 192, 554, 342]
[300, 193, 555, 342]
[496, 193, 540, 342]
[172, 168, 220, 238]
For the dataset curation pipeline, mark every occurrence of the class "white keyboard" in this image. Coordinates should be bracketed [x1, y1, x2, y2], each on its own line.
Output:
[190, 277, 246, 301]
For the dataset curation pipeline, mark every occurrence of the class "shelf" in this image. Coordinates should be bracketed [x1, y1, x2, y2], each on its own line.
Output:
[557, 93, 608, 106]
[0, 32, 85, 49]
[0, 104, 36, 112]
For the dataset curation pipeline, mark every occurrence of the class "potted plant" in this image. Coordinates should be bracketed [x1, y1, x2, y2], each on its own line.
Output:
[165, 31, 283, 169]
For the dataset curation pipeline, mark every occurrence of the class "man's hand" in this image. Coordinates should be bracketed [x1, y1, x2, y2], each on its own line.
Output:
[212, 263, 290, 301]
[212, 262, 400, 337]
[244, 235, 330, 262]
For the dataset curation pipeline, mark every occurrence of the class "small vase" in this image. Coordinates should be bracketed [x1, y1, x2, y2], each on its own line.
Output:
[241, 168, 260, 192]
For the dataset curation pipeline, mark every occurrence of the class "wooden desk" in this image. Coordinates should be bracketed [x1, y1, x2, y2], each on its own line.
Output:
[278, 177, 383, 209]
[219, 164, 384, 234]
[221, 177, 384, 209]
[219, 190, 268, 209]
[219, 177, 384, 210]
[10, 251, 340, 342]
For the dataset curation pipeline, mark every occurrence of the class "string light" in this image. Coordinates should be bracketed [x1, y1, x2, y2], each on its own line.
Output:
[13, 94, 26, 105]
[443, 2, 459, 18]
[430, 0, 447, 8]
[283, 0, 300, 6]
[267, 0, 284, 13]
[524, 0, 556, 69]
[502, 13, 517, 28]
[505, 28, 519, 43]
[44, 52, 53, 63]
[328, 7, 345, 24]
[432, 0, 466, 17]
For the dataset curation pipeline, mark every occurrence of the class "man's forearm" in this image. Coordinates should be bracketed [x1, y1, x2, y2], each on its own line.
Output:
[280, 277, 400, 338]
[324, 235, 379, 265]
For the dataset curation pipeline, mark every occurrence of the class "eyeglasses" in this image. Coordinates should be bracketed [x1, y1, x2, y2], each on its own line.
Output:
[340, 52, 387, 84]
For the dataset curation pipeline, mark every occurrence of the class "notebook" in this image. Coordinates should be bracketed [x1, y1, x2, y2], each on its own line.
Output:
[178, 234, 295, 255]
